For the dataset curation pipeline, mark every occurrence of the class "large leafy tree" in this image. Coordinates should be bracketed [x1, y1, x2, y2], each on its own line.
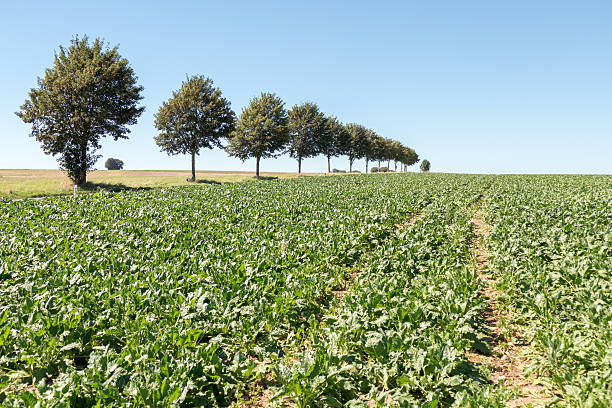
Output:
[154, 75, 235, 181]
[382, 138, 396, 169]
[287, 102, 326, 174]
[319, 116, 350, 173]
[401, 146, 419, 171]
[390, 140, 404, 171]
[226, 93, 289, 178]
[368, 132, 386, 170]
[345, 124, 370, 173]
[16, 36, 144, 185]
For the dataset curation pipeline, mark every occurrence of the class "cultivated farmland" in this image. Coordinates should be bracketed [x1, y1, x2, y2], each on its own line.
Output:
[0, 174, 610, 407]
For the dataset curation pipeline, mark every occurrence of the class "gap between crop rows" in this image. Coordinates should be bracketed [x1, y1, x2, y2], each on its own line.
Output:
[467, 186, 551, 407]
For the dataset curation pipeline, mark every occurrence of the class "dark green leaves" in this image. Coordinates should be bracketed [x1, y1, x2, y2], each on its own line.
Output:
[226, 93, 289, 162]
[154, 75, 235, 156]
[16, 35, 144, 185]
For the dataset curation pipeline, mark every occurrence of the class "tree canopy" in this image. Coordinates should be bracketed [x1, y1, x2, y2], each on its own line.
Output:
[420, 159, 431, 172]
[344, 124, 370, 173]
[368, 131, 386, 169]
[154, 75, 235, 181]
[16, 35, 144, 185]
[226, 93, 289, 177]
[319, 117, 350, 173]
[287, 102, 326, 174]
[401, 146, 419, 171]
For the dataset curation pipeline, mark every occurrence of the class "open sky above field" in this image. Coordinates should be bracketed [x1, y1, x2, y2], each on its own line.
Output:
[1, 0, 610, 174]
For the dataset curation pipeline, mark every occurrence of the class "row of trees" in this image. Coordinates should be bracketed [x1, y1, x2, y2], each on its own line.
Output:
[17, 36, 425, 184]
[155, 78, 420, 179]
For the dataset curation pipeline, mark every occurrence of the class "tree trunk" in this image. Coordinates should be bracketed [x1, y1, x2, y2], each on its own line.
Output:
[394, 161, 397, 171]
[191, 151, 196, 181]
[378, 159, 381, 168]
[349, 157, 353, 173]
[327, 155, 331, 173]
[255, 156, 260, 178]
[366, 158, 369, 173]
[78, 144, 87, 186]
[298, 156, 302, 175]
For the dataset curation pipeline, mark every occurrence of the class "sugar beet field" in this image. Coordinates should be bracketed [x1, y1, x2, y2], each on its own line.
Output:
[1, 174, 610, 407]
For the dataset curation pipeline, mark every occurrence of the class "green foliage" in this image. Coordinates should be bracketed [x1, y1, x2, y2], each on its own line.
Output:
[226, 93, 289, 176]
[379, 166, 389, 172]
[370, 167, 379, 173]
[154, 75, 235, 181]
[420, 159, 431, 172]
[16, 35, 144, 185]
[0, 175, 432, 405]
[104, 158, 124, 170]
[287, 103, 326, 173]
[3, 174, 605, 406]
[320, 117, 351, 172]
[483, 175, 612, 407]
[367, 131, 385, 164]
[401, 146, 419, 169]
[344, 124, 370, 172]
[274, 175, 509, 407]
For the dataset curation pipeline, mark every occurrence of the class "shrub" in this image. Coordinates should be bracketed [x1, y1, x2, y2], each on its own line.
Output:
[332, 168, 346, 173]
[379, 166, 389, 172]
[105, 158, 124, 170]
[371, 167, 379, 173]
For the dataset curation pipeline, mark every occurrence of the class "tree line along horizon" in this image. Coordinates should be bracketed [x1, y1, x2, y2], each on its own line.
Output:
[16, 36, 430, 185]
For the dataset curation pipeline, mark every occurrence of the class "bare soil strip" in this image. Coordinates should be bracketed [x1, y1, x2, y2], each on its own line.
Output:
[469, 203, 550, 407]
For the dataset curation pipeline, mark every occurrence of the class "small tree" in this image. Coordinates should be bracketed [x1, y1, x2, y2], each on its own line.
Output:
[345, 123, 369, 173]
[154, 75, 235, 181]
[420, 159, 431, 172]
[319, 116, 350, 173]
[317, 117, 350, 173]
[226, 93, 289, 178]
[16, 35, 144, 185]
[105, 158, 124, 170]
[287, 102, 326, 175]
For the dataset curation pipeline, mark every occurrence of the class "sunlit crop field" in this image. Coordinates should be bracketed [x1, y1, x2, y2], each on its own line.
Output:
[1, 174, 609, 407]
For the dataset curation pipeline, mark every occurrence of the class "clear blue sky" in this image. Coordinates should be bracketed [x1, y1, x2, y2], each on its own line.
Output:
[1, 1, 610, 174]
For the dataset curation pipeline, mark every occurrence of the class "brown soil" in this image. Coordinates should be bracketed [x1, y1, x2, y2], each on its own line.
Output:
[469, 207, 551, 407]
[331, 269, 360, 302]
[395, 211, 425, 230]
[236, 384, 276, 408]
[234, 357, 279, 408]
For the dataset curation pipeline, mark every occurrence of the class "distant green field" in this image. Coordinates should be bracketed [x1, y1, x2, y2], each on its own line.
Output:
[0, 174, 609, 406]
[0, 169, 322, 199]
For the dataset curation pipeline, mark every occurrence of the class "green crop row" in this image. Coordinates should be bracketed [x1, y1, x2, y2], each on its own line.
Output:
[1, 174, 450, 407]
[483, 175, 612, 407]
[2, 174, 609, 407]
[271, 175, 513, 407]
